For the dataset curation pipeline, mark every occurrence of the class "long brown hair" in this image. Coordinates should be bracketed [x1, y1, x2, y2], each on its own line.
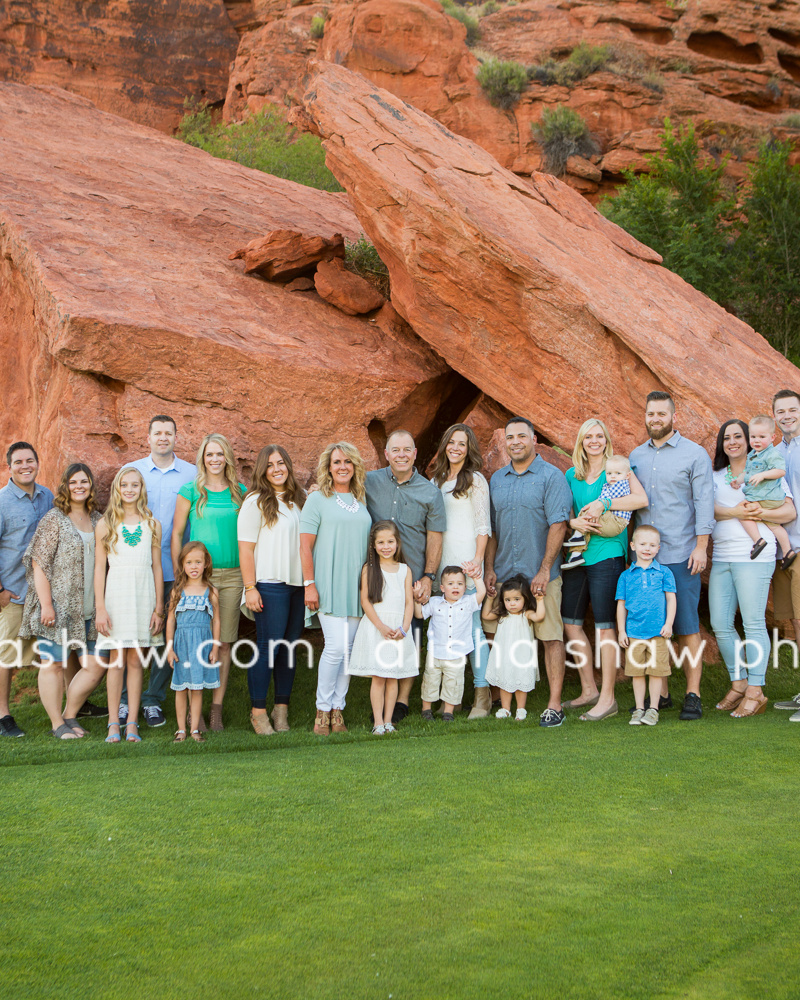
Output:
[169, 541, 215, 615]
[365, 520, 406, 605]
[244, 445, 305, 528]
[430, 423, 483, 498]
[54, 463, 97, 515]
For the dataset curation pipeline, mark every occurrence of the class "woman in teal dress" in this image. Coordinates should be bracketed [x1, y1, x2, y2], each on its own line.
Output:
[171, 433, 244, 731]
[561, 419, 648, 721]
[299, 441, 371, 736]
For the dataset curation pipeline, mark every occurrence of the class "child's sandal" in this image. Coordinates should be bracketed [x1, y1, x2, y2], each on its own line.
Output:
[190, 729, 205, 743]
[750, 539, 768, 560]
[783, 549, 798, 571]
[173, 730, 186, 743]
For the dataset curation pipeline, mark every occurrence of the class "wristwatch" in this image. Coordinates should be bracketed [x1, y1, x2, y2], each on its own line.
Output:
[423, 572, 436, 582]
[303, 579, 315, 587]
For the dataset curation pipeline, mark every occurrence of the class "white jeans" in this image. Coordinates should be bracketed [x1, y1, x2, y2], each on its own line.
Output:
[317, 613, 359, 711]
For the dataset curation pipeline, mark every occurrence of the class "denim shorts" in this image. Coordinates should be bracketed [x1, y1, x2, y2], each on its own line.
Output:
[36, 619, 108, 664]
[561, 557, 626, 630]
[663, 560, 701, 636]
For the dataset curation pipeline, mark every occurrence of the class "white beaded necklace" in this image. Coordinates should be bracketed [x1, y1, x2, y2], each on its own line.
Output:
[335, 493, 360, 514]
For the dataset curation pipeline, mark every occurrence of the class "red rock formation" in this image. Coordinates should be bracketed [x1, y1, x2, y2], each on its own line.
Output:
[229, 229, 345, 279]
[314, 259, 386, 315]
[0, 82, 457, 493]
[0, 0, 239, 132]
[297, 60, 800, 459]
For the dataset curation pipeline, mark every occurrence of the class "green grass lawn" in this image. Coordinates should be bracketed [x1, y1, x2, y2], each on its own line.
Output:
[2, 646, 799, 999]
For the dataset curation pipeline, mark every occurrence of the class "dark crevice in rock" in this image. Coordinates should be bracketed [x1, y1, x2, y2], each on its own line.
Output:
[686, 32, 764, 65]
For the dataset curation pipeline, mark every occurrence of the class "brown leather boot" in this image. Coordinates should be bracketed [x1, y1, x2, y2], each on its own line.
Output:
[271, 703, 290, 732]
[209, 704, 224, 732]
[313, 710, 331, 735]
[250, 710, 274, 735]
[468, 687, 492, 719]
[330, 709, 347, 733]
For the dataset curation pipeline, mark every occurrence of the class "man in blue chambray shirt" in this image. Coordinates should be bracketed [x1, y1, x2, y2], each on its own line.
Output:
[629, 391, 714, 721]
[772, 389, 800, 719]
[0, 442, 53, 737]
[484, 417, 573, 728]
[120, 415, 196, 727]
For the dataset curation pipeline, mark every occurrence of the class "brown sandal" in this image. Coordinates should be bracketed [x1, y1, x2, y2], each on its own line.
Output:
[731, 693, 768, 717]
[716, 688, 746, 711]
[173, 729, 186, 743]
[190, 729, 205, 742]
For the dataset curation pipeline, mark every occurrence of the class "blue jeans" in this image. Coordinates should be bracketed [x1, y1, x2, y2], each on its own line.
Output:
[249, 583, 305, 709]
[470, 610, 489, 688]
[709, 560, 773, 686]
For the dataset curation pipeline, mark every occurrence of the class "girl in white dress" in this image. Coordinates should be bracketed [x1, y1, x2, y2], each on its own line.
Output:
[95, 467, 164, 743]
[483, 575, 545, 720]
[348, 520, 417, 734]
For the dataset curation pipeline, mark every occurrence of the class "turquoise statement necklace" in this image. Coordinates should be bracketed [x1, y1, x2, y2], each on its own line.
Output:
[121, 523, 143, 547]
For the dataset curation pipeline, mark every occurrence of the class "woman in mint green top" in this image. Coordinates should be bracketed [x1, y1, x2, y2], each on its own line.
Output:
[560, 419, 648, 721]
[171, 433, 245, 730]
[299, 442, 372, 731]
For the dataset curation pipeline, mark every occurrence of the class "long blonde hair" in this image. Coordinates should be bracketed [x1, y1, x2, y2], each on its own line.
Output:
[316, 441, 366, 502]
[571, 418, 614, 481]
[102, 467, 158, 552]
[194, 433, 244, 516]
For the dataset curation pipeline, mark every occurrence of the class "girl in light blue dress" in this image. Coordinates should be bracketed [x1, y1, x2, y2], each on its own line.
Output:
[167, 542, 220, 743]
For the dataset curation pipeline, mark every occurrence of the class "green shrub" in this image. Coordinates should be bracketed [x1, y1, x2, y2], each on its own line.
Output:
[477, 58, 528, 109]
[345, 236, 391, 298]
[531, 104, 598, 175]
[441, 0, 481, 46]
[481, 0, 500, 14]
[310, 14, 326, 39]
[529, 43, 610, 87]
[177, 102, 343, 192]
[782, 112, 800, 129]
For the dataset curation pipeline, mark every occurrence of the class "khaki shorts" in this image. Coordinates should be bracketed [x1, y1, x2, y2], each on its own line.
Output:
[421, 654, 466, 705]
[756, 498, 784, 510]
[596, 511, 630, 538]
[625, 637, 671, 678]
[0, 601, 35, 668]
[533, 576, 564, 643]
[211, 567, 244, 643]
[773, 562, 800, 621]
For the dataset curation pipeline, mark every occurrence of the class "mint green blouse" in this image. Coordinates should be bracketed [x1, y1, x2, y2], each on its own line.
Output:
[178, 482, 245, 569]
[565, 468, 627, 566]
[299, 491, 372, 620]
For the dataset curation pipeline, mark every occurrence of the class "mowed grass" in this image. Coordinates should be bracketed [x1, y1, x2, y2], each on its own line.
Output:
[2, 643, 800, 999]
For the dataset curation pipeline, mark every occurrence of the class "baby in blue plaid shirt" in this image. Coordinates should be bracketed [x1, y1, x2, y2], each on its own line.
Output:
[563, 456, 632, 570]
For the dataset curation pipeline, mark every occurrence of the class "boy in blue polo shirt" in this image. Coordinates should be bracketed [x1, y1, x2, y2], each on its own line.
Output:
[616, 525, 677, 727]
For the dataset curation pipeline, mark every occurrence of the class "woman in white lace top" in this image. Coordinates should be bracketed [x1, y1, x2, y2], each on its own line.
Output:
[430, 423, 492, 718]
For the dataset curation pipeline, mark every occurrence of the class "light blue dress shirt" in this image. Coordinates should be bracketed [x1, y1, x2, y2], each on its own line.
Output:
[0, 480, 54, 602]
[629, 431, 714, 566]
[129, 456, 196, 582]
[776, 436, 800, 552]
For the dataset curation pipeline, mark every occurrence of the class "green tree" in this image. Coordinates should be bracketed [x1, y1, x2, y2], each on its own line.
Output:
[733, 140, 800, 360]
[601, 120, 734, 302]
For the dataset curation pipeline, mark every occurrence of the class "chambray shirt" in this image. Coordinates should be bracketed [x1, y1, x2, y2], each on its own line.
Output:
[0, 480, 54, 603]
[129, 455, 196, 582]
[629, 432, 714, 565]
[615, 560, 676, 639]
[365, 468, 446, 584]
[489, 456, 573, 583]
[776, 436, 800, 552]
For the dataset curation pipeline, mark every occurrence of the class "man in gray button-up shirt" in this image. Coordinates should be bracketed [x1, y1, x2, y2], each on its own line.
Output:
[629, 392, 714, 719]
[484, 417, 573, 727]
[0, 442, 53, 737]
[366, 430, 446, 717]
[773, 390, 800, 710]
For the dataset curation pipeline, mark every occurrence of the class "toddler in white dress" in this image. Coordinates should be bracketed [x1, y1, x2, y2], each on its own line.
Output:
[483, 574, 545, 719]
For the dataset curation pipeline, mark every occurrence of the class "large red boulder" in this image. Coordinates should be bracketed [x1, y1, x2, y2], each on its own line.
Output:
[295, 61, 800, 458]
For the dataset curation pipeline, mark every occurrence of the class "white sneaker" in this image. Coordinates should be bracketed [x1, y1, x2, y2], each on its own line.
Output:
[561, 551, 586, 571]
[496, 708, 512, 719]
[564, 531, 586, 549]
[118, 703, 129, 725]
[629, 708, 645, 726]
[775, 692, 800, 709]
[790, 709, 800, 722]
[383, 722, 396, 733]
[515, 708, 528, 720]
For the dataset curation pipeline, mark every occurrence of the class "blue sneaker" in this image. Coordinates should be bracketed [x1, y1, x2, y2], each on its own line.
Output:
[539, 708, 565, 728]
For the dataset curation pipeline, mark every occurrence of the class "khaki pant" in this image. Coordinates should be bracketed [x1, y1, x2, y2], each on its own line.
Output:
[533, 576, 564, 642]
[624, 637, 671, 677]
[0, 602, 35, 668]
[422, 654, 466, 705]
[773, 561, 800, 620]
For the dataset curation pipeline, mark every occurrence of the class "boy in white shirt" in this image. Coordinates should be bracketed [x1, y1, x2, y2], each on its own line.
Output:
[416, 565, 486, 721]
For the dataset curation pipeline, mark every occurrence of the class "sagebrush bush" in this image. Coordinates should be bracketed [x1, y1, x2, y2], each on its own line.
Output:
[642, 71, 665, 93]
[441, 0, 481, 46]
[783, 112, 800, 129]
[310, 14, 326, 39]
[529, 43, 610, 87]
[177, 103, 343, 192]
[531, 104, 598, 175]
[481, 0, 500, 14]
[477, 58, 528, 109]
[345, 236, 391, 298]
